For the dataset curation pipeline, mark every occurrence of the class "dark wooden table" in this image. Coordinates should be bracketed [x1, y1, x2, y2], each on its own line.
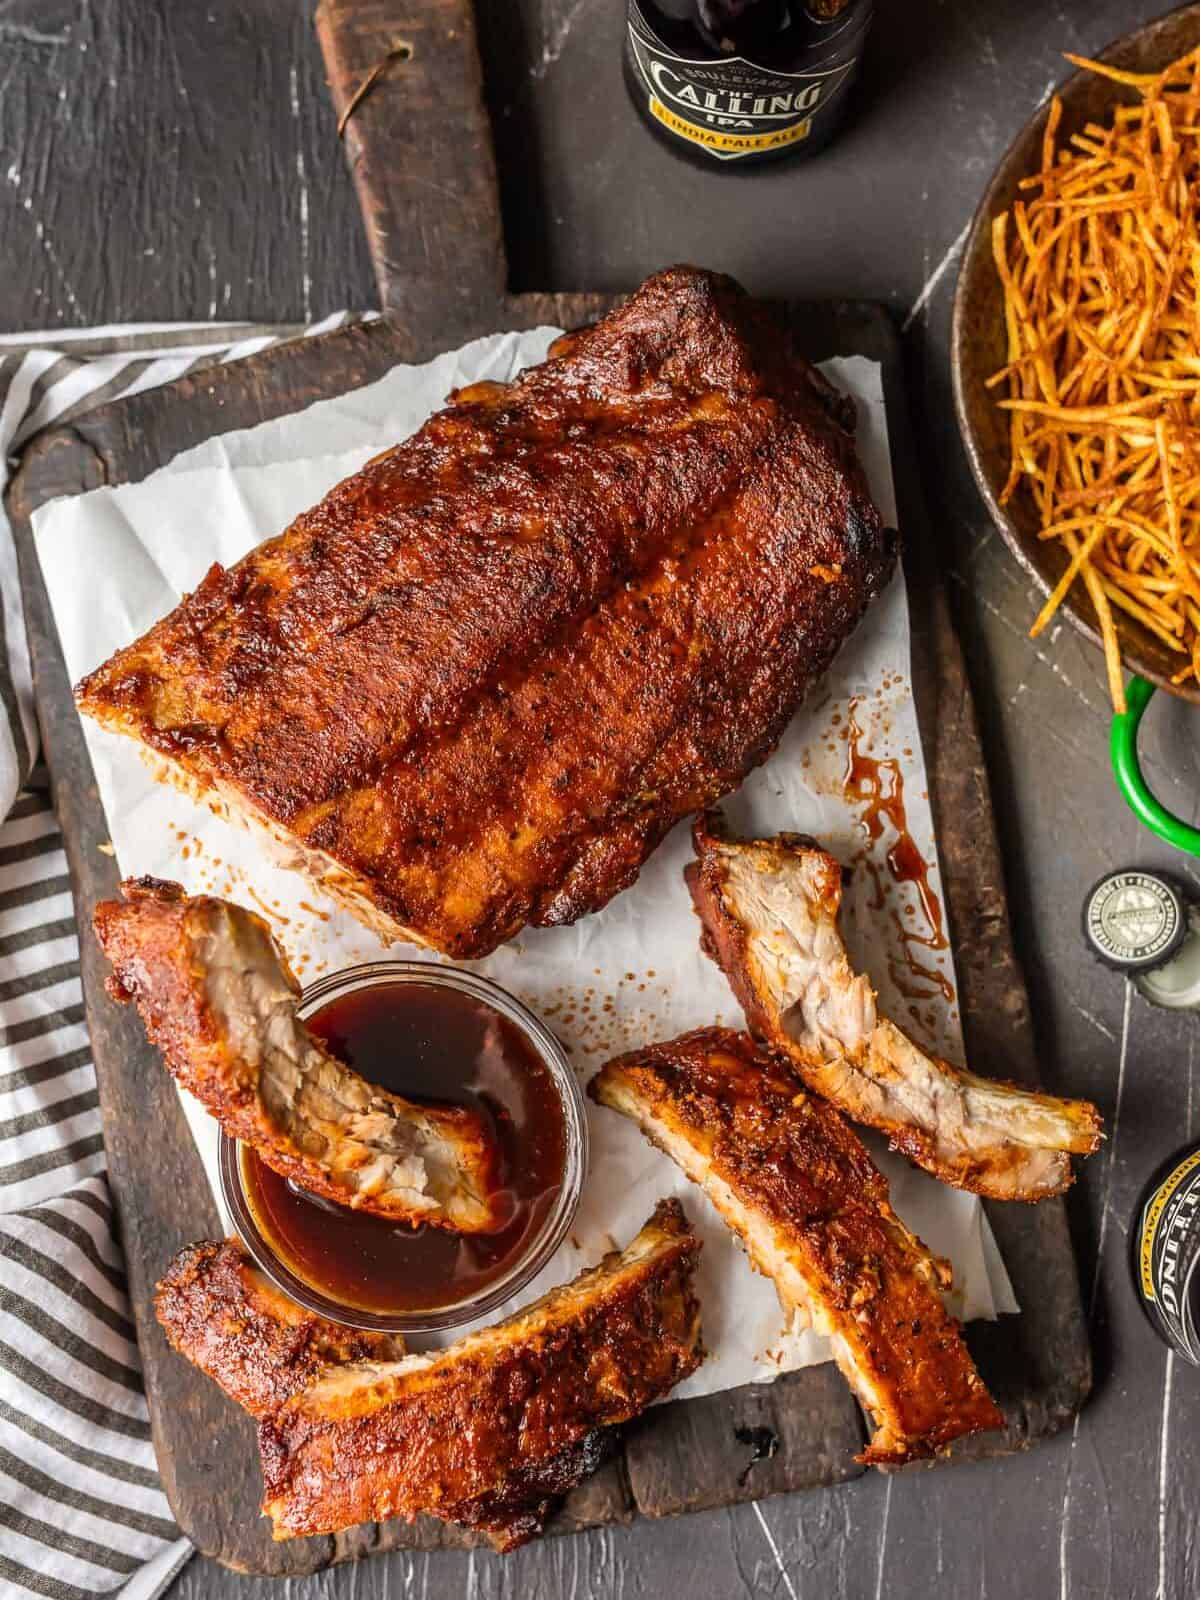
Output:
[4, 1, 1199, 1596]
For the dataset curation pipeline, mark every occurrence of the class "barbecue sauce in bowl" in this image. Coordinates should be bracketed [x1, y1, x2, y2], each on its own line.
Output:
[238, 977, 570, 1322]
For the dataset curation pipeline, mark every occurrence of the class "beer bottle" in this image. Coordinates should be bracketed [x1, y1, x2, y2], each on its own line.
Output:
[624, 0, 874, 169]
[1131, 1142, 1200, 1364]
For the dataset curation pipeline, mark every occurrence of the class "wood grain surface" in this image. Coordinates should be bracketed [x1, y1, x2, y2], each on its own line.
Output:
[2, 0, 1199, 1596]
[0, 0, 373, 329]
[314, 0, 506, 341]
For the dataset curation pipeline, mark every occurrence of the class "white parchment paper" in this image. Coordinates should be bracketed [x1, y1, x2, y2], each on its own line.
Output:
[32, 331, 1017, 1398]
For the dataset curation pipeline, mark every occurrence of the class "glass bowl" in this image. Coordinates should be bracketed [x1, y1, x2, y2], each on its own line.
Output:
[219, 960, 588, 1335]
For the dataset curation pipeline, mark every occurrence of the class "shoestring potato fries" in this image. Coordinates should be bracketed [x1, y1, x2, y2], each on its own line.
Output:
[989, 45, 1200, 712]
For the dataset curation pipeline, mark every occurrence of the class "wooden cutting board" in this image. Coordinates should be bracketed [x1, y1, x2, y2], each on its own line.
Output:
[3, 0, 1090, 1577]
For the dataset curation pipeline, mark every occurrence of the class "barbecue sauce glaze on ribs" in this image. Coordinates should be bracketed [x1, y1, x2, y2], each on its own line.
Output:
[155, 1202, 702, 1548]
[77, 267, 893, 958]
[590, 1029, 1004, 1465]
[155, 1238, 407, 1420]
[94, 877, 503, 1232]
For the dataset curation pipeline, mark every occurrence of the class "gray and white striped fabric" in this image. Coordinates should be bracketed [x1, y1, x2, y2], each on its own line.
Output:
[0, 314, 363, 1600]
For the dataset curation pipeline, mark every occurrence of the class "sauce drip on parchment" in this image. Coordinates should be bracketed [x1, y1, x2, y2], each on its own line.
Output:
[242, 982, 566, 1316]
[842, 696, 950, 1004]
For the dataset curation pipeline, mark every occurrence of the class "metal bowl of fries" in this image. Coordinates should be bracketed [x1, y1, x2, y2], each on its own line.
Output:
[952, 4, 1200, 855]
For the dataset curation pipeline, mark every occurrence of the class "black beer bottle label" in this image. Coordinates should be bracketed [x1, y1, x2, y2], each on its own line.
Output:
[1134, 1146, 1200, 1363]
[626, 0, 862, 163]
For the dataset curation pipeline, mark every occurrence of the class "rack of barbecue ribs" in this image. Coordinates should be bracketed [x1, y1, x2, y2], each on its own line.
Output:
[94, 877, 503, 1232]
[590, 1030, 1004, 1466]
[686, 816, 1102, 1201]
[156, 1201, 703, 1549]
[75, 266, 893, 959]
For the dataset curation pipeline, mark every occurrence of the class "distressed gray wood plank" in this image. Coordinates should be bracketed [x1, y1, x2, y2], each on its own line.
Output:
[0, 0, 376, 329]
[1043, 997, 1200, 1600]
[163, 1500, 886, 1600]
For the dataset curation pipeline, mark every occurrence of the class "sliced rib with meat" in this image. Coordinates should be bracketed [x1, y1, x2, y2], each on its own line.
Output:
[76, 266, 892, 958]
[153, 1237, 620, 1550]
[254, 1199, 702, 1543]
[686, 816, 1102, 1201]
[590, 1029, 1003, 1466]
[94, 876, 502, 1232]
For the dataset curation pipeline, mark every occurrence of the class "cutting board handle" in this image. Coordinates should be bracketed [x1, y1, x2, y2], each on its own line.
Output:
[314, 0, 508, 339]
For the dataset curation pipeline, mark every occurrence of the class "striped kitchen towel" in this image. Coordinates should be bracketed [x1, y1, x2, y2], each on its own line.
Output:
[0, 314, 363, 1600]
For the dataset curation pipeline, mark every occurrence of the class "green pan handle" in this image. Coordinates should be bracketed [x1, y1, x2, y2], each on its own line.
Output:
[1111, 676, 1200, 855]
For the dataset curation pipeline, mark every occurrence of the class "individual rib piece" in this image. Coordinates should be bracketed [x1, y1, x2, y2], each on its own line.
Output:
[154, 1237, 614, 1551]
[155, 1239, 406, 1419]
[687, 816, 1102, 1201]
[590, 1029, 1003, 1466]
[76, 266, 892, 958]
[256, 1200, 702, 1542]
[94, 877, 502, 1232]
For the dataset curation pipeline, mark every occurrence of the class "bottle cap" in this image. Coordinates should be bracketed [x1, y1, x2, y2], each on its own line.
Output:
[1081, 868, 1189, 974]
[1135, 906, 1200, 1010]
